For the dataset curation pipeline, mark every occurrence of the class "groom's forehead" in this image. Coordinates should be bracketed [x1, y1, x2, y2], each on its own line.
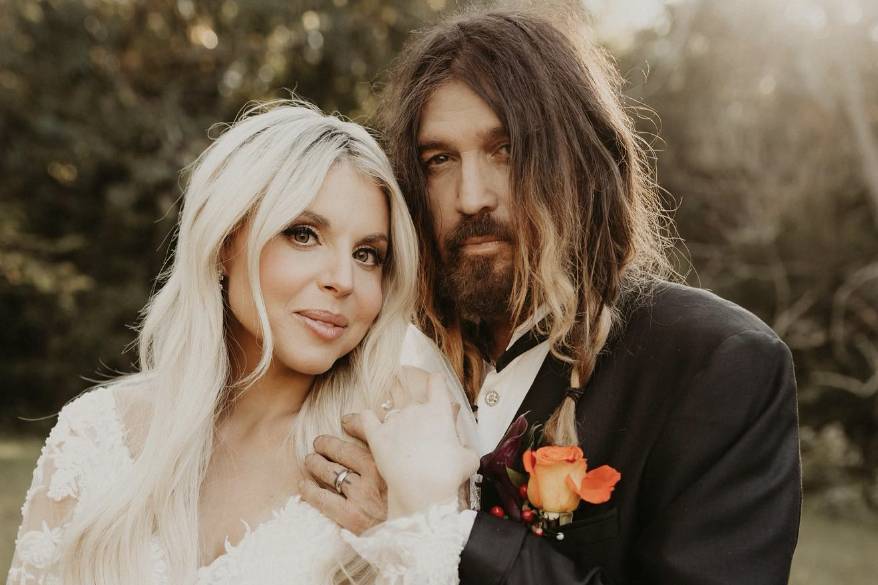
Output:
[416, 81, 508, 147]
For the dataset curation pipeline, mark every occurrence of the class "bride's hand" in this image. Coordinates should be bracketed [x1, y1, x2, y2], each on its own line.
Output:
[361, 372, 479, 519]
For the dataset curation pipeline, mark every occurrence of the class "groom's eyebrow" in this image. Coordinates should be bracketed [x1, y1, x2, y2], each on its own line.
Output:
[417, 126, 510, 153]
[417, 139, 449, 153]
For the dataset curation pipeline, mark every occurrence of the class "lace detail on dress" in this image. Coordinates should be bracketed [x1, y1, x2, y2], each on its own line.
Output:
[343, 500, 471, 585]
[194, 496, 349, 585]
[8, 387, 132, 585]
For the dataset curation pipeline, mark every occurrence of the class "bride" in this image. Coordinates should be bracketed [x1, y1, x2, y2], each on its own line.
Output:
[8, 101, 478, 585]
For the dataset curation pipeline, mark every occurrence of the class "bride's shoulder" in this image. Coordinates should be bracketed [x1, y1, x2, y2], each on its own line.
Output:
[109, 378, 155, 458]
[54, 379, 155, 458]
[54, 385, 121, 433]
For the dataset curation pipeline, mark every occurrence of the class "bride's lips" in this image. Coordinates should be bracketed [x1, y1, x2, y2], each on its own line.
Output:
[295, 310, 349, 341]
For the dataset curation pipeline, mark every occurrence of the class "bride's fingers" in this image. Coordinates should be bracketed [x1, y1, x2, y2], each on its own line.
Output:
[388, 377, 410, 412]
[398, 366, 431, 403]
[427, 373, 453, 413]
[341, 413, 366, 442]
[360, 409, 382, 445]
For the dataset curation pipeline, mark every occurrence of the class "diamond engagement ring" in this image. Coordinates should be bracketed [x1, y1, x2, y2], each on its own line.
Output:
[333, 468, 352, 494]
[380, 399, 393, 411]
[383, 408, 401, 421]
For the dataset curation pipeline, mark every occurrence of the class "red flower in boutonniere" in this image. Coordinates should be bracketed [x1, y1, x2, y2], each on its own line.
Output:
[522, 446, 621, 514]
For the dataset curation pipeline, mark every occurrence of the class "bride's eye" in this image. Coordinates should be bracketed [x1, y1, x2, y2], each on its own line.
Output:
[283, 225, 319, 246]
[353, 246, 385, 267]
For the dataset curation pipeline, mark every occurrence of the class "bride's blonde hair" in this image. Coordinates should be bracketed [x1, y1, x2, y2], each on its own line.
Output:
[60, 99, 419, 584]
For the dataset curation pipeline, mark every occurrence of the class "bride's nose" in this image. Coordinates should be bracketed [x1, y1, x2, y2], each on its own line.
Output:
[317, 250, 354, 297]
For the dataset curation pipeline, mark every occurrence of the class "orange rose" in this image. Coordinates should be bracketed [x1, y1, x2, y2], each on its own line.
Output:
[523, 446, 621, 513]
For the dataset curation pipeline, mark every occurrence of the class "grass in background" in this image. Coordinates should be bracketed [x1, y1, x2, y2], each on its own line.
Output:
[1, 436, 877, 582]
[1, 437, 41, 577]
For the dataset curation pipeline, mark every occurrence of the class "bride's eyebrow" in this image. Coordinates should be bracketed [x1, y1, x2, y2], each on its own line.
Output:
[357, 234, 389, 247]
[294, 210, 329, 227]
[295, 211, 387, 246]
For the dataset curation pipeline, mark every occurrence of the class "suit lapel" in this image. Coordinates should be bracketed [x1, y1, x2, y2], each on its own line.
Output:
[479, 353, 572, 513]
[512, 352, 571, 430]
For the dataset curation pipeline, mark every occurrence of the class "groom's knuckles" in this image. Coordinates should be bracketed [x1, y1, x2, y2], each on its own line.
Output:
[312, 434, 336, 454]
[300, 479, 342, 513]
[341, 505, 377, 535]
[303, 452, 336, 486]
[316, 436, 378, 479]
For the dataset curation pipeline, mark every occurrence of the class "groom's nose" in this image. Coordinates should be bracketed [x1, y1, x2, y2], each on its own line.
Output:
[457, 155, 499, 217]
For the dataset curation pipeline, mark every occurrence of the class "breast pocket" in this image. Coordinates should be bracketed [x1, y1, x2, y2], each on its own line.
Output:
[547, 507, 619, 559]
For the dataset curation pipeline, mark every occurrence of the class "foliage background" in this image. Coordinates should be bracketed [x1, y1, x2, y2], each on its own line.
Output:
[1, 0, 877, 580]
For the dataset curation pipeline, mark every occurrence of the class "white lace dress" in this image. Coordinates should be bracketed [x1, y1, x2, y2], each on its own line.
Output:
[7, 387, 473, 585]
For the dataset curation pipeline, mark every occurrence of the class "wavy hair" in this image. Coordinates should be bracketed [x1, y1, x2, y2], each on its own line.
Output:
[378, 9, 674, 444]
[60, 100, 418, 584]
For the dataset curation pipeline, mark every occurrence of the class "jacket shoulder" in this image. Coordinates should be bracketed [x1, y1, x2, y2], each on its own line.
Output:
[633, 282, 777, 340]
[616, 282, 788, 364]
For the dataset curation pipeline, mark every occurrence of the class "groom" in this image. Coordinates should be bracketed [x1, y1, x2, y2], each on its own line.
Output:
[305, 10, 801, 584]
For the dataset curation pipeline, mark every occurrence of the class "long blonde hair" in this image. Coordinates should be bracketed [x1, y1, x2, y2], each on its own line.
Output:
[60, 100, 419, 584]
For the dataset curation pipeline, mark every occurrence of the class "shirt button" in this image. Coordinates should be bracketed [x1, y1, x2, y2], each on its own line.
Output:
[485, 389, 500, 407]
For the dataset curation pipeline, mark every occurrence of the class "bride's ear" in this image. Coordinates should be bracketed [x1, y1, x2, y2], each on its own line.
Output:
[217, 223, 248, 282]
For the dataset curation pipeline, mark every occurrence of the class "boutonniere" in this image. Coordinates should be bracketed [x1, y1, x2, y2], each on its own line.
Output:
[481, 415, 621, 536]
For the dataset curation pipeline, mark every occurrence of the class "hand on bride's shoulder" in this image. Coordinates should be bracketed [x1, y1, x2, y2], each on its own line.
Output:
[361, 372, 479, 520]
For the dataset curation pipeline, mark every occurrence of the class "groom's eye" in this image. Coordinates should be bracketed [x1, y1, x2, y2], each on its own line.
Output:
[493, 143, 511, 162]
[424, 153, 451, 168]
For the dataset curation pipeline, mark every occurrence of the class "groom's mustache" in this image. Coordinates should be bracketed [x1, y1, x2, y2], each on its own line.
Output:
[443, 215, 515, 259]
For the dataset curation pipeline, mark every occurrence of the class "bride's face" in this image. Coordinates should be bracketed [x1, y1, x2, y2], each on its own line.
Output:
[223, 161, 389, 377]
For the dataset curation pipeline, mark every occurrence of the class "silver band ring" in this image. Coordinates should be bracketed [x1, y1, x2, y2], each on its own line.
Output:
[380, 399, 394, 411]
[383, 408, 401, 422]
[334, 468, 352, 494]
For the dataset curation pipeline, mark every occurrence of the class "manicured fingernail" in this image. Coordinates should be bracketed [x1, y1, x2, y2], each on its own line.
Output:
[341, 414, 353, 424]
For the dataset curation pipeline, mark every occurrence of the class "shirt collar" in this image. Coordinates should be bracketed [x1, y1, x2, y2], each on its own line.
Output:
[506, 305, 550, 350]
[492, 305, 550, 373]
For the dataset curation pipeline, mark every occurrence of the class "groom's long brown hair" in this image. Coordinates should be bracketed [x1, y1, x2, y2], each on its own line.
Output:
[378, 9, 673, 444]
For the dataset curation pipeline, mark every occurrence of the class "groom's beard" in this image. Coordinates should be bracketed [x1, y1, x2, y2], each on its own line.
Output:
[439, 214, 515, 322]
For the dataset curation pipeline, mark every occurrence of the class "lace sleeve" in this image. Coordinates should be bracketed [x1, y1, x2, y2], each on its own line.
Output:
[341, 500, 476, 585]
[7, 388, 128, 585]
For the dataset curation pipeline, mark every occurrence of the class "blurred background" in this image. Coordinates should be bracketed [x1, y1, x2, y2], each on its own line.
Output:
[1, 0, 876, 581]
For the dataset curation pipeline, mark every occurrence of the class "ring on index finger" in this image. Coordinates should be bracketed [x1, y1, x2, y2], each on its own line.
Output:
[334, 467, 352, 494]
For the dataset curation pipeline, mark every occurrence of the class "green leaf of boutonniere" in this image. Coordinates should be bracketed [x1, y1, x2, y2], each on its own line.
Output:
[506, 466, 528, 487]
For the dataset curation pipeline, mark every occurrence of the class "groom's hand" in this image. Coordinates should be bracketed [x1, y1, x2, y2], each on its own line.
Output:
[300, 413, 387, 535]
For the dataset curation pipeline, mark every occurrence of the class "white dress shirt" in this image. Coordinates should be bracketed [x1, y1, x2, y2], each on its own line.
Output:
[472, 308, 551, 456]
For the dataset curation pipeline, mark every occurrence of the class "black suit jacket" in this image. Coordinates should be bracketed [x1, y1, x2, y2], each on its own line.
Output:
[460, 283, 801, 585]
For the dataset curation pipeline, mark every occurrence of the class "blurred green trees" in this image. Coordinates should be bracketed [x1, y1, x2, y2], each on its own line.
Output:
[0, 0, 440, 428]
[1, 0, 876, 509]
[616, 0, 878, 512]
